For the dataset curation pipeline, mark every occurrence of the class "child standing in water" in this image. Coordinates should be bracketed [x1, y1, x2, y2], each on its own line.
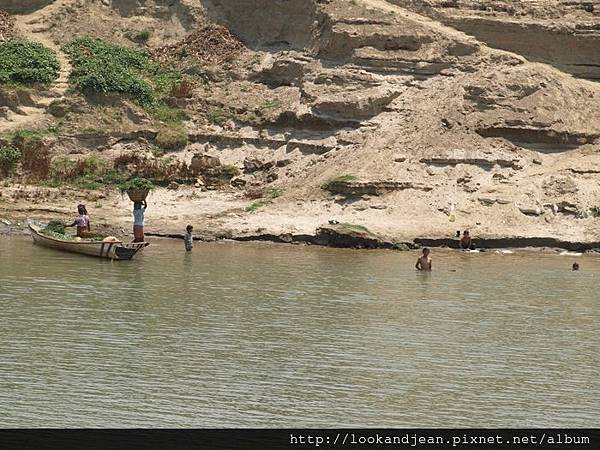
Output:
[133, 200, 147, 242]
[415, 248, 432, 271]
[184, 225, 194, 252]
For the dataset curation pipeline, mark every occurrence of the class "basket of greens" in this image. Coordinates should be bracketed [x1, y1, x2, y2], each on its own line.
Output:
[118, 177, 155, 202]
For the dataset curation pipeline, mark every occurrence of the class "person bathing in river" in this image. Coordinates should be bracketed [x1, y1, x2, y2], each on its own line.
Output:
[66, 204, 90, 238]
[184, 225, 194, 252]
[133, 200, 147, 243]
[459, 230, 476, 251]
[415, 248, 432, 271]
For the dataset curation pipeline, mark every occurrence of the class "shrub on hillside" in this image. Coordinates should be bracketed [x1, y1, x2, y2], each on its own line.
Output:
[0, 144, 20, 175]
[114, 151, 190, 182]
[64, 37, 181, 107]
[12, 129, 52, 179]
[12, 129, 44, 149]
[49, 154, 126, 189]
[0, 39, 60, 85]
[155, 124, 188, 151]
[49, 154, 111, 180]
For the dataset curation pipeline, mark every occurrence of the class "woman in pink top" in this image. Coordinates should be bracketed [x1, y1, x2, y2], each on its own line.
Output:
[67, 204, 91, 237]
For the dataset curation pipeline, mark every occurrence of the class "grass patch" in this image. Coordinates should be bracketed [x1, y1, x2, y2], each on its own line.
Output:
[258, 98, 281, 112]
[155, 123, 188, 151]
[245, 187, 283, 212]
[246, 200, 268, 212]
[150, 144, 165, 157]
[11, 128, 45, 147]
[0, 39, 60, 85]
[207, 107, 232, 126]
[64, 37, 154, 104]
[149, 103, 186, 124]
[49, 155, 127, 190]
[221, 164, 241, 178]
[321, 174, 358, 191]
[135, 30, 151, 44]
[265, 187, 283, 199]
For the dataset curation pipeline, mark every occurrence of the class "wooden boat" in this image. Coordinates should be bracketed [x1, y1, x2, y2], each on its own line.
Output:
[28, 222, 148, 260]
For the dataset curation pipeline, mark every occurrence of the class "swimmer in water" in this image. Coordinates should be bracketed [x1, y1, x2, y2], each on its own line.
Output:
[415, 248, 432, 271]
[572, 262, 580, 271]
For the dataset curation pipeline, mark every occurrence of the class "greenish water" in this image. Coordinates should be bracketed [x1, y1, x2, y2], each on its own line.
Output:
[0, 237, 599, 427]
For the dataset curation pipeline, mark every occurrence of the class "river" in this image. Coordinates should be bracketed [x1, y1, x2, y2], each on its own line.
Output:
[1, 237, 599, 427]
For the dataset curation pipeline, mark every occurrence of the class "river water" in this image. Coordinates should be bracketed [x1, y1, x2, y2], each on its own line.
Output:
[1, 237, 599, 427]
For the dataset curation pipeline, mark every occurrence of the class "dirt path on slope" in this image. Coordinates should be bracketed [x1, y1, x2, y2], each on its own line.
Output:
[0, 1, 73, 134]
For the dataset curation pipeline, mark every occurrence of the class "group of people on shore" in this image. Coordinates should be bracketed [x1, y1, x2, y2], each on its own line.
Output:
[68, 201, 195, 252]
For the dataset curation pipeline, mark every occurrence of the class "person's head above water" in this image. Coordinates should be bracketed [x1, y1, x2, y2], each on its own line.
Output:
[573, 262, 580, 271]
[186, 224, 194, 232]
[422, 248, 430, 256]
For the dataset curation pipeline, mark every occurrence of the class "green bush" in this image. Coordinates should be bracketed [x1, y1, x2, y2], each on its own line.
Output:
[221, 165, 240, 178]
[0, 40, 60, 85]
[0, 145, 20, 174]
[149, 103, 186, 124]
[155, 124, 188, 151]
[63, 37, 182, 107]
[49, 156, 76, 179]
[135, 30, 151, 43]
[78, 154, 110, 176]
[11, 128, 45, 149]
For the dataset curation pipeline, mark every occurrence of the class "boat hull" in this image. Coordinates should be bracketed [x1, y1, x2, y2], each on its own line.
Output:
[28, 223, 147, 260]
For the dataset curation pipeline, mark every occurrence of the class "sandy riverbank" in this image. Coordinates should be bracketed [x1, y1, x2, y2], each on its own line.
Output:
[2, 184, 600, 252]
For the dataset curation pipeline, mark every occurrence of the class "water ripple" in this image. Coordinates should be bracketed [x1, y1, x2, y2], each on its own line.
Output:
[0, 238, 599, 427]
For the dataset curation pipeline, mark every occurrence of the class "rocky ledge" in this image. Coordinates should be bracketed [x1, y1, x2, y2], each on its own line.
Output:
[148, 223, 417, 250]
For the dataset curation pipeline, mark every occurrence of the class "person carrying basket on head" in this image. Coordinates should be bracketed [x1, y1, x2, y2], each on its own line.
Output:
[133, 200, 147, 242]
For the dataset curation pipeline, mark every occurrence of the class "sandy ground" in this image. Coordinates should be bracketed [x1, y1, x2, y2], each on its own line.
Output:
[2, 0, 600, 249]
[2, 183, 600, 251]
